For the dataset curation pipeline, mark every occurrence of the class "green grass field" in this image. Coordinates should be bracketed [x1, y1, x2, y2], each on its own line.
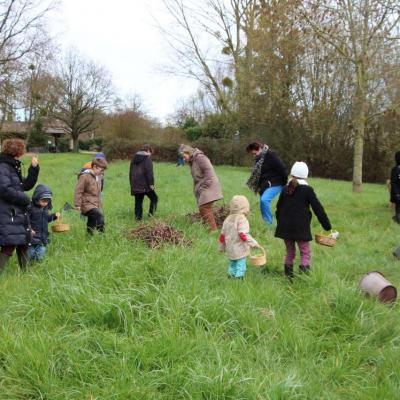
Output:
[0, 153, 399, 399]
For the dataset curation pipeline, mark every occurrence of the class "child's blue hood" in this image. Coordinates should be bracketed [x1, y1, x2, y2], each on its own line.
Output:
[32, 184, 53, 207]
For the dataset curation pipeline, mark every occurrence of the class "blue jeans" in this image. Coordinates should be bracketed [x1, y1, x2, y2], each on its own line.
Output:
[28, 244, 46, 261]
[228, 257, 247, 278]
[260, 185, 284, 225]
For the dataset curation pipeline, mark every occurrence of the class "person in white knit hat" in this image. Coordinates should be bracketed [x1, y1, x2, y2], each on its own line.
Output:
[275, 161, 332, 278]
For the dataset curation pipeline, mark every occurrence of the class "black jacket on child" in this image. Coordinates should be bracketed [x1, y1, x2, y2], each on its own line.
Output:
[258, 150, 288, 194]
[390, 151, 400, 204]
[29, 184, 57, 246]
[275, 183, 331, 242]
[0, 154, 39, 246]
[129, 152, 155, 195]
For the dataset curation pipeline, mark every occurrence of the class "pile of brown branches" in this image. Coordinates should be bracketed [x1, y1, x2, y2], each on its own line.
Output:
[187, 205, 229, 228]
[129, 222, 191, 249]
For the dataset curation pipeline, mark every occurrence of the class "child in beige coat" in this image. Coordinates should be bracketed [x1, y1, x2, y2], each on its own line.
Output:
[219, 195, 259, 278]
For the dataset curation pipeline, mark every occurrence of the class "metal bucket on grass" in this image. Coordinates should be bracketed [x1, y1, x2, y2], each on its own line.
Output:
[359, 272, 397, 303]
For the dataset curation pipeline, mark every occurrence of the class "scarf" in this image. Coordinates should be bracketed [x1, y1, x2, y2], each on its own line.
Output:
[0, 153, 23, 182]
[246, 145, 269, 193]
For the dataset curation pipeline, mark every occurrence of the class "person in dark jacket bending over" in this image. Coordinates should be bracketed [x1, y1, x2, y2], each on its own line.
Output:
[0, 139, 39, 271]
[28, 184, 60, 261]
[129, 145, 158, 220]
[246, 142, 287, 225]
[390, 151, 400, 223]
[275, 162, 332, 278]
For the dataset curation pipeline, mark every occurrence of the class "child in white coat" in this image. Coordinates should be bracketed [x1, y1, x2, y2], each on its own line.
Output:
[219, 195, 259, 278]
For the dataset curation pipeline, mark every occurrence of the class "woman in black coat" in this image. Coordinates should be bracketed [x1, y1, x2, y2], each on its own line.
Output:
[129, 144, 158, 220]
[275, 162, 331, 278]
[0, 139, 39, 271]
[390, 150, 400, 223]
[246, 142, 287, 225]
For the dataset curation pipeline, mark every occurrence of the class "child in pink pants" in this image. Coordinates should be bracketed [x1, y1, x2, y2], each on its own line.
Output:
[275, 162, 332, 278]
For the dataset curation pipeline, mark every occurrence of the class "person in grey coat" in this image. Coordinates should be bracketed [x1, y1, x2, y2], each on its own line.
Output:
[129, 145, 158, 220]
[0, 139, 39, 271]
[180, 144, 223, 230]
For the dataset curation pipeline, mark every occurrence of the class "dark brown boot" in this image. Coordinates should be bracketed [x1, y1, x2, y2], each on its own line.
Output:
[16, 247, 28, 270]
[0, 253, 10, 273]
[284, 264, 294, 279]
[299, 265, 310, 274]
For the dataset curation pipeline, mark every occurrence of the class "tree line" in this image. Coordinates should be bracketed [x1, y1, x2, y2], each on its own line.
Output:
[1, 0, 399, 188]
[161, 0, 400, 190]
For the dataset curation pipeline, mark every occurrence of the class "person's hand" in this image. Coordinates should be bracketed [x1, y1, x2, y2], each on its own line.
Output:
[55, 212, 61, 219]
[31, 155, 39, 167]
[150, 185, 155, 191]
[74, 206, 81, 211]
[251, 243, 260, 248]
[31, 229, 36, 236]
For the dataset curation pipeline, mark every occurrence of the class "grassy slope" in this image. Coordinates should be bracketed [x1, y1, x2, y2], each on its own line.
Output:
[0, 153, 399, 399]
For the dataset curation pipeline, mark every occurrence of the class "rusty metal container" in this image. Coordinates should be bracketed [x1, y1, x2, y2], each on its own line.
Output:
[359, 272, 397, 303]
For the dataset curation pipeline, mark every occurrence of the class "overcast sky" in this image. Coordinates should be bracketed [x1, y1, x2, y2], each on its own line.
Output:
[50, 0, 198, 122]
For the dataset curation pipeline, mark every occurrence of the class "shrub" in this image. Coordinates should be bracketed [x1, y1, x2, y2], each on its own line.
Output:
[27, 119, 50, 148]
[57, 138, 70, 153]
[185, 126, 203, 141]
[103, 138, 180, 162]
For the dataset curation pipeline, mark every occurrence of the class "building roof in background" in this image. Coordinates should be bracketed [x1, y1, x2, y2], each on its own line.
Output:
[1, 121, 68, 136]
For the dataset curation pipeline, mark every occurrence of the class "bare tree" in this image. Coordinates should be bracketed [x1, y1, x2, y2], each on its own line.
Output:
[53, 51, 113, 152]
[300, 0, 400, 192]
[161, 0, 258, 119]
[0, 0, 55, 65]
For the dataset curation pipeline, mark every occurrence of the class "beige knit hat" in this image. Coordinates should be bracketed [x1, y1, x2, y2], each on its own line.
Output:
[229, 195, 250, 215]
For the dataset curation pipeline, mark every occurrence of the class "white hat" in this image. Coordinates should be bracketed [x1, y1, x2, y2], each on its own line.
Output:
[290, 162, 309, 179]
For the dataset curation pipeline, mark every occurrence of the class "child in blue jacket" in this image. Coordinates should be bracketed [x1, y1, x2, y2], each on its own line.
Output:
[28, 184, 60, 261]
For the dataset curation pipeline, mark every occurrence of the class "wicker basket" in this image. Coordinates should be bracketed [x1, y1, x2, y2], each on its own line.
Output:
[315, 233, 336, 247]
[249, 247, 267, 266]
[51, 220, 70, 233]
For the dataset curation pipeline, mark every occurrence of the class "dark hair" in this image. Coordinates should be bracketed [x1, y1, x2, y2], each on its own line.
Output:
[285, 178, 298, 195]
[1, 139, 26, 157]
[246, 142, 263, 153]
[141, 144, 154, 153]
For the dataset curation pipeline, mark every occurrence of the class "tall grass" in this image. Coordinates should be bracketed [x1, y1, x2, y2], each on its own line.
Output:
[0, 153, 399, 399]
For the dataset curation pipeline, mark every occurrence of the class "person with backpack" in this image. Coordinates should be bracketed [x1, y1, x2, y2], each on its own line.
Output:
[74, 157, 108, 234]
[390, 151, 400, 223]
[246, 142, 287, 226]
[129, 145, 158, 221]
[0, 139, 39, 271]
[275, 162, 332, 278]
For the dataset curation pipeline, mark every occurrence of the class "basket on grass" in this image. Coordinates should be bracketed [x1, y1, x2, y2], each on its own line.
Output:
[315, 232, 336, 247]
[249, 247, 267, 266]
[51, 217, 70, 233]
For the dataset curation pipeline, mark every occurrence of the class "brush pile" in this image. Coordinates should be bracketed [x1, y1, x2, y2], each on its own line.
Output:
[129, 222, 191, 249]
[187, 205, 229, 228]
